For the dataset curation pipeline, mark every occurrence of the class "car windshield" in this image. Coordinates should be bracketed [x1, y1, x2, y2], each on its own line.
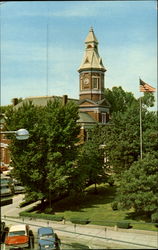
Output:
[1, 179, 10, 184]
[1, 185, 9, 189]
[9, 230, 26, 236]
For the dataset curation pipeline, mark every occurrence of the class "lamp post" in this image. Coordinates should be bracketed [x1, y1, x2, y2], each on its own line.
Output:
[0, 129, 29, 140]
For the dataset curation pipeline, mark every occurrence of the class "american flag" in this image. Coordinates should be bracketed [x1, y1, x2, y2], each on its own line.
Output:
[139, 79, 156, 92]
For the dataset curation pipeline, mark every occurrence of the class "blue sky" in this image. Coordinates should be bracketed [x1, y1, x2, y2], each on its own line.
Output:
[1, 1, 157, 107]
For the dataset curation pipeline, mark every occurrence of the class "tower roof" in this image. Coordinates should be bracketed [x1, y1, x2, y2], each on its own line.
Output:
[85, 27, 98, 44]
[78, 28, 106, 72]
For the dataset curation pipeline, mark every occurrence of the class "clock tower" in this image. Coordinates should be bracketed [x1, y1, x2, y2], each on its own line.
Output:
[78, 27, 106, 101]
[78, 28, 110, 125]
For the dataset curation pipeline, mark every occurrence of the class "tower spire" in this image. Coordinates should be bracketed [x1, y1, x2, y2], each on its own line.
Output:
[78, 28, 106, 72]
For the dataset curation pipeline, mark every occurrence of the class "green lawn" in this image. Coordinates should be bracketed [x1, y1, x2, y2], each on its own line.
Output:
[48, 184, 157, 231]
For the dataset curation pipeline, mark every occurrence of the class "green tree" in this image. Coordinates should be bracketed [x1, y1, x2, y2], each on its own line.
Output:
[5, 99, 82, 202]
[104, 86, 136, 114]
[117, 154, 158, 219]
[101, 93, 157, 176]
[0, 105, 13, 117]
[78, 125, 108, 192]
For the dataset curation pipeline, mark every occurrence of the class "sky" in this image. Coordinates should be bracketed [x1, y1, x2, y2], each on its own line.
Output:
[1, 1, 157, 108]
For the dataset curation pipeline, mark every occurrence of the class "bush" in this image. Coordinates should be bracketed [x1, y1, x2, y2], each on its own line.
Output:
[111, 201, 118, 210]
[117, 221, 131, 229]
[0, 198, 13, 207]
[44, 208, 54, 214]
[70, 218, 90, 225]
[19, 211, 64, 221]
[19, 198, 37, 208]
[151, 211, 158, 223]
[151, 211, 158, 227]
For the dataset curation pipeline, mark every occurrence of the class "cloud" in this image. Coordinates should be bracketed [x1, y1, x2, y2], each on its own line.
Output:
[2, 1, 138, 19]
[2, 1, 104, 18]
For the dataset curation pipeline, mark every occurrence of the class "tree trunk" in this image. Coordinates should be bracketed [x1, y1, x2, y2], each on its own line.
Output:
[94, 183, 98, 194]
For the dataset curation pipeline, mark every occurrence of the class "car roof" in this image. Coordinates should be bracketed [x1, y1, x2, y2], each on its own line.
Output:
[9, 224, 27, 232]
[38, 227, 54, 235]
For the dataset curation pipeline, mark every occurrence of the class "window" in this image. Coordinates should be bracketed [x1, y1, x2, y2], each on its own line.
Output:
[102, 113, 106, 124]
[92, 77, 99, 89]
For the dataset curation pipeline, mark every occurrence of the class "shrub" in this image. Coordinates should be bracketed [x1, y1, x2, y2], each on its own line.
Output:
[117, 221, 131, 229]
[0, 198, 13, 206]
[19, 198, 37, 208]
[111, 201, 118, 210]
[70, 218, 90, 225]
[19, 211, 64, 221]
[151, 211, 158, 223]
[151, 211, 158, 227]
[44, 208, 54, 214]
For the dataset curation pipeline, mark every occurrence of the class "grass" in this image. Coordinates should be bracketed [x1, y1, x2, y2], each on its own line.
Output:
[44, 184, 157, 231]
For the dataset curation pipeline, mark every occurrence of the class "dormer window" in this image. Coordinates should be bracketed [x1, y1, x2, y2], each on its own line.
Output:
[84, 58, 89, 64]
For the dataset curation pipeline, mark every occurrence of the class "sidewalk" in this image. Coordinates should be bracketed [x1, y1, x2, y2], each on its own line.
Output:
[2, 216, 158, 249]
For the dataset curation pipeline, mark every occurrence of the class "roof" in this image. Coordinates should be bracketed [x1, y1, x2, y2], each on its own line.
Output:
[14, 95, 79, 110]
[78, 112, 96, 124]
[85, 27, 98, 44]
[78, 28, 106, 72]
[9, 224, 26, 232]
[78, 98, 111, 108]
[38, 227, 54, 235]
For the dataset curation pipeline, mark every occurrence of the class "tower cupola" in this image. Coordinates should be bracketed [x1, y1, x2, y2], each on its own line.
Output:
[78, 27, 107, 101]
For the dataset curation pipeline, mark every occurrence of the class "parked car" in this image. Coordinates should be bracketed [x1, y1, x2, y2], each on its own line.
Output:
[2, 166, 13, 177]
[37, 227, 60, 250]
[0, 165, 9, 172]
[13, 179, 25, 194]
[0, 175, 13, 197]
[5, 224, 33, 249]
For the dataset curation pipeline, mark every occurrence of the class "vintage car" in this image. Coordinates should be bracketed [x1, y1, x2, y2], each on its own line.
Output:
[13, 179, 25, 194]
[5, 224, 31, 249]
[37, 227, 60, 250]
[0, 175, 13, 197]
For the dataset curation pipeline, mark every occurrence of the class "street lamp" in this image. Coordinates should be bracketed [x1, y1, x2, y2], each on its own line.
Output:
[0, 129, 29, 140]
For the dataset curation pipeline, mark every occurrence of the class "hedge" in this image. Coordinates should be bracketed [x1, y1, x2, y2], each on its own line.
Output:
[0, 198, 13, 207]
[117, 221, 131, 229]
[70, 218, 90, 225]
[19, 199, 38, 208]
[19, 211, 64, 222]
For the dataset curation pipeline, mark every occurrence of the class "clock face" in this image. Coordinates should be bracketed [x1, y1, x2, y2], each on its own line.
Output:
[83, 77, 89, 85]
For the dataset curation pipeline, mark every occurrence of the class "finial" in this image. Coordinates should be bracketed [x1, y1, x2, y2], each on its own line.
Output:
[90, 26, 93, 32]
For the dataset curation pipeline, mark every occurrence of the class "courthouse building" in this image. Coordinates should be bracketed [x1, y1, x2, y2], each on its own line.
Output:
[14, 27, 110, 133]
[0, 28, 110, 168]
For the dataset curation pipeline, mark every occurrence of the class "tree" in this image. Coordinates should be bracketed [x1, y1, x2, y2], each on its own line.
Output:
[101, 92, 157, 176]
[104, 86, 136, 114]
[0, 105, 13, 117]
[117, 154, 158, 219]
[78, 125, 108, 192]
[5, 99, 82, 202]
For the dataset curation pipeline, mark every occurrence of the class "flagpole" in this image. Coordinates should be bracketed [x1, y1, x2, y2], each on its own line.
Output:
[139, 95, 143, 160]
[139, 77, 156, 160]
